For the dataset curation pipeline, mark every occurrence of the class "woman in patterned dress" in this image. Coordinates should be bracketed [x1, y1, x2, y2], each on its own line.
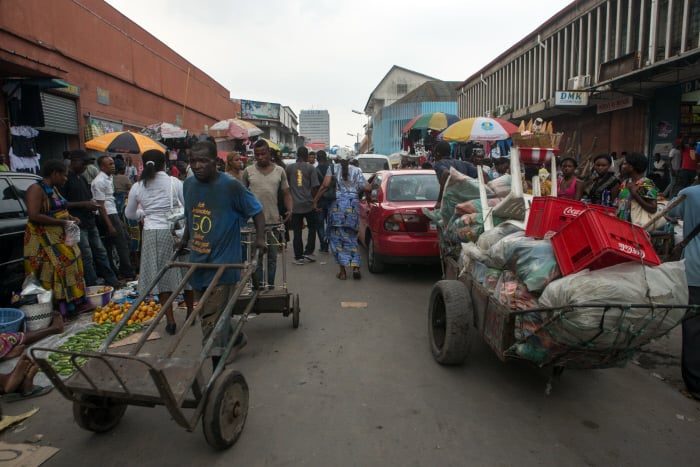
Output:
[313, 153, 370, 280]
[24, 160, 89, 318]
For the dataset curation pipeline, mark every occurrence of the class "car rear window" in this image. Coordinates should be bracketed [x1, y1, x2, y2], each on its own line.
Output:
[386, 174, 440, 202]
[358, 158, 390, 173]
[0, 178, 25, 218]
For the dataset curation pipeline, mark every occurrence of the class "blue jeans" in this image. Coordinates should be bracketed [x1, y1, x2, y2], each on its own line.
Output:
[314, 206, 329, 252]
[79, 223, 118, 287]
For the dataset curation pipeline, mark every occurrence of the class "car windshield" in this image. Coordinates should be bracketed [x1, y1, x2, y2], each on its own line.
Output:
[386, 174, 440, 202]
[358, 158, 390, 173]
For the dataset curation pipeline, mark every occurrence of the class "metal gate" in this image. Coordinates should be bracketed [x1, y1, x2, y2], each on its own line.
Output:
[38, 92, 79, 135]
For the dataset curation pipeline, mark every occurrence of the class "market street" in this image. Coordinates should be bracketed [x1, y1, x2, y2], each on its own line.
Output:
[2, 249, 700, 466]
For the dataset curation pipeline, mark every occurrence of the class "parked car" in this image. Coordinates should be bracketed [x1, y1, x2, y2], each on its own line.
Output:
[355, 154, 392, 180]
[358, 169, 440, 273]
[0, 171, 41, 306]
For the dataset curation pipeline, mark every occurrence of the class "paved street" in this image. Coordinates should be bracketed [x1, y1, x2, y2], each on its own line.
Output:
[2, 247, 700, 466]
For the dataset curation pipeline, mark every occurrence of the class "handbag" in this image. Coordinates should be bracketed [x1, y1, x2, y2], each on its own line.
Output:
[321, 163, 337, 201]
[630, 199, 667, 231]
[167, 176, 186, 240]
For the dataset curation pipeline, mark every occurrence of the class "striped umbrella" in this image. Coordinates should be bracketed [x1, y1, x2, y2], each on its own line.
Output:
[84, 131, 166, 154]
[440, 117, 518, 142]
[402, 112, 460, 134]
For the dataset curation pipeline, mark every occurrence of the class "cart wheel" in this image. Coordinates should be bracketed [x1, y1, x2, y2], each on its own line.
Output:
[73, 396, 127, 433]
[202, 369, 249, 450]
[428, 280, 473, 365]
[367, 236, 385, 273]
[292, 293, 300, 329]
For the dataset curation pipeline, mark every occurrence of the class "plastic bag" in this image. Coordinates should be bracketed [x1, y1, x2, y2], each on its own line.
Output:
[64, 221, 80, 246]
[538, 261, 688, 348]
[476, 221, 524, 251]
[493, 270, 539, 310]
[12, 274, 52, 306]
[487, 174, 512, 198]
[440, 168, 495, 225]
[487, 231, 525, 269]
[500, 237, 561, 292]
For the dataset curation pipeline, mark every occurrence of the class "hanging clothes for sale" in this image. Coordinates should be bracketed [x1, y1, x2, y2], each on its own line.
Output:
[9, 126, 40, 173]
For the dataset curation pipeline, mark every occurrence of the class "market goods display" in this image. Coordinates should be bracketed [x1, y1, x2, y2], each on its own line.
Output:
[93, 300, 161, 325]
[47, 322, 144, 376]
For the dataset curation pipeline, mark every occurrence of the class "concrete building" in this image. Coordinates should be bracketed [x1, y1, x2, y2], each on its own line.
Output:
[455, 0, 700, 160]
[299, 109, 330, 150]
[236, 99, 299, 152]
[373, 80, 459, 155]
[360, 65, 438, 154]
[0, 0, 240, 167]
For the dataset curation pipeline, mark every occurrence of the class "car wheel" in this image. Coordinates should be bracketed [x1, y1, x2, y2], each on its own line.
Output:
[367, 235, 385, 274]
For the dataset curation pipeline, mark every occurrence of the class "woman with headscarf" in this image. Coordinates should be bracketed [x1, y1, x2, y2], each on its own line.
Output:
[23, 159, 90, 318]
[584, 154, 621, 206]
[312, 154, 370, 280]
[125, 150, 193, 335]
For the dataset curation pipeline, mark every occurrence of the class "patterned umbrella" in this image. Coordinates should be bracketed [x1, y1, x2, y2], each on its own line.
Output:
[209, 118, 263, 139]
[84, 131, 166, 154]
[440, 117, 518, 142]
[402, 112, 460, 134]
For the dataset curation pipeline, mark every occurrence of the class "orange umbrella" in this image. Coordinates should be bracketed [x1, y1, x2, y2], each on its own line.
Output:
[85, 131, 166, 154]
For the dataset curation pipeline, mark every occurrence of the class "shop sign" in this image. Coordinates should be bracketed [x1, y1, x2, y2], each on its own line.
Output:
[555, 91, 588, 106]
[597, 96, 633, 114]
[54, 83, 81, 97]
[681, 79, 700, 93]
[97, 87, 110, 105]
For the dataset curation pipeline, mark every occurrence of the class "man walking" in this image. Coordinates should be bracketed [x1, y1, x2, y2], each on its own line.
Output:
[285, 146, 319, 264]
[314, 150, 333, 253]
[92, 155, 136, 280]
[181, 141, 266, 367]
[62, 150, 120, 288]
[243, 139, 292, 288]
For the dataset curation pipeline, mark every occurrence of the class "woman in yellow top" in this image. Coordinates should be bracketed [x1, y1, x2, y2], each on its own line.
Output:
[23, 159, 90, 318]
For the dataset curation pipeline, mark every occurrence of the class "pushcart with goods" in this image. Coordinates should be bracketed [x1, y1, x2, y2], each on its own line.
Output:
[31, 255, 260, 449]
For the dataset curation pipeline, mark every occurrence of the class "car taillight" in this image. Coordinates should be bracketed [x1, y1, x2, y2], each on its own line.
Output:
[384, 213, 429, 232]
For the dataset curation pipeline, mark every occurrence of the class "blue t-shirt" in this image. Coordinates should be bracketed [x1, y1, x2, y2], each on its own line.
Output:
[184, 173, 262, 289]
[669, 184, 700, 287]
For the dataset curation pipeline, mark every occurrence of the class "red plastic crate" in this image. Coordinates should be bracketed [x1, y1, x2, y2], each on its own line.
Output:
[525, 196, 616, 239]
[550, 209, 660, 275]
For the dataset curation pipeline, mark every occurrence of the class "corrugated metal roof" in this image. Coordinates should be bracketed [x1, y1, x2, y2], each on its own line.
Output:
[393, 81, 460, 105]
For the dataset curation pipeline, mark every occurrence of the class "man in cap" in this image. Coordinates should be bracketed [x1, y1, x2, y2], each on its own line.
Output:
[62, 150, 120, 288]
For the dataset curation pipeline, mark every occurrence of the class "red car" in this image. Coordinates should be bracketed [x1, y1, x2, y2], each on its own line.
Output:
[358, 169, 441, 273]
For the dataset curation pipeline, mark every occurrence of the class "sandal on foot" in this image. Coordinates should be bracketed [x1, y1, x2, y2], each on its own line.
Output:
[1, 385, 53, 403]
[165, 322, 177, 335]
[352, 268, 361, 279]
[336, 271, 347, 280]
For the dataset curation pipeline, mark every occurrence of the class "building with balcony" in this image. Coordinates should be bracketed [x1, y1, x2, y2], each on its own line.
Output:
[455, 0, 700, 160]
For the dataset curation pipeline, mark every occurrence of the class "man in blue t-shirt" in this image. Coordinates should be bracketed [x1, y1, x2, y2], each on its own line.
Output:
[433, 141, 477, 208]
[181, 141, 266, 367]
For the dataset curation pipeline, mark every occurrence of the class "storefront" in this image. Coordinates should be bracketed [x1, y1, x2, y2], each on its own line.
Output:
[650, 79, 700, 160]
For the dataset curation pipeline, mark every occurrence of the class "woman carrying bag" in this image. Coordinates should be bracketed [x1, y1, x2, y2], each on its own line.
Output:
[615, 152, 659, 229]
[125, 150, 193, 335]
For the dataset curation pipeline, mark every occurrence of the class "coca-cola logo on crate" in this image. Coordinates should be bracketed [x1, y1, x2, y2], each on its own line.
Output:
[617, 242, 645, 258]
[562, 206, 585, 217]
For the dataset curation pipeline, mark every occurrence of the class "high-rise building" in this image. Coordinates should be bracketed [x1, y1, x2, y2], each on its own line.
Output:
[299, 110, 330, 149]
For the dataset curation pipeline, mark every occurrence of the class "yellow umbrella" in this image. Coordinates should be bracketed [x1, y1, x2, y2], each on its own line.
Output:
[85, 131, 166, 154]
[260, 138, 280, 151]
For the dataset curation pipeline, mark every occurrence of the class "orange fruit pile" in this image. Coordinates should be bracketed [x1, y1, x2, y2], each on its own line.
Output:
[93, 300, 161, 325]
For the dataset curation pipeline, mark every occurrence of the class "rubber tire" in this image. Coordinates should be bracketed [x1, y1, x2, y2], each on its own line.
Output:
[428, 280, 473, 365]
[202, 370, 249, 450]
[367, 235, 385, 273]
[292, 293, 300, 329]
[73, 396, 127, 433]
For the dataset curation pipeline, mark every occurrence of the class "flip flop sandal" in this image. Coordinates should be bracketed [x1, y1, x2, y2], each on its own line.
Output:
[336, 272, 347, 280]
[352, 269, 361, 279]
[1, 385, 53, 403]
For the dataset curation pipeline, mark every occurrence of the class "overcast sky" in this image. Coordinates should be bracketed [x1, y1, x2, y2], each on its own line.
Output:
[105, 0, 573, 148]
